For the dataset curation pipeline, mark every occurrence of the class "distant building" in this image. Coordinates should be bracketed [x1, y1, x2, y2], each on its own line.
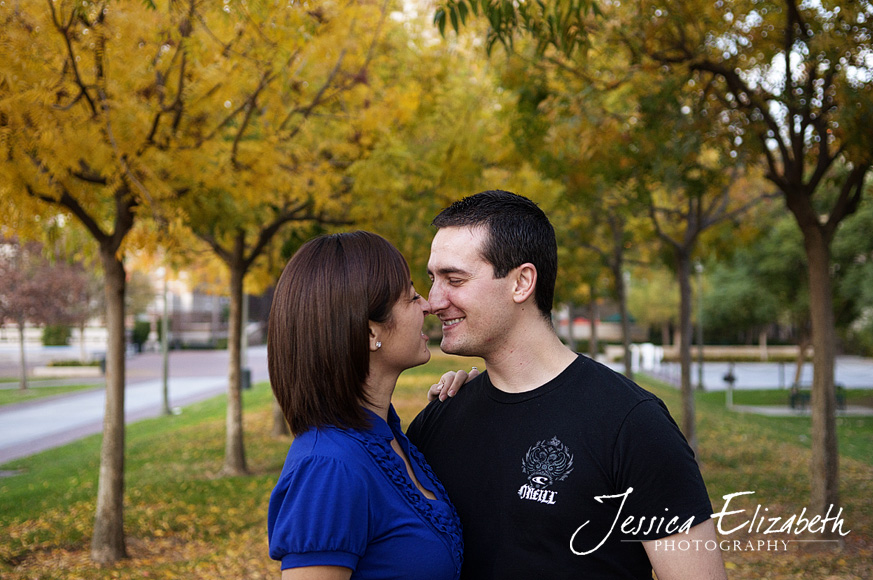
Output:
[554, 304, 647, 343]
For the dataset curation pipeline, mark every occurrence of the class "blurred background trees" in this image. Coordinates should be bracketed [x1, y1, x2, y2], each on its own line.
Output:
[436, 0, 872, 520]
[1, 0, 871, 563]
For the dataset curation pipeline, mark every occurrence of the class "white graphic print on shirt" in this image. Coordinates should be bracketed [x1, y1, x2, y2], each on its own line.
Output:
[517, 436, 574, 505]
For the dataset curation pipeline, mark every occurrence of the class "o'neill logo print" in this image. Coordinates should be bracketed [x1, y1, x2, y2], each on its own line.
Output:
[518, 437, 574, 505]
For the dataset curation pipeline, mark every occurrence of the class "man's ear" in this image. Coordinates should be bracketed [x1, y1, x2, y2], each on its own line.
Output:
[511, 263, 537, 305]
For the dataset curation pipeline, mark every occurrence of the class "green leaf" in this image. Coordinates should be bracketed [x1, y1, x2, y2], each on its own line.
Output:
[458, 1, 469, 24]
[434, 8, 447, 36]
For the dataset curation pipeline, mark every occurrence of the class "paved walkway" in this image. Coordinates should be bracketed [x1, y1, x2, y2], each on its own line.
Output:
[643, 356, 873, 391]
[731, 404, 873, 417]
[641, 356, 873, 418]
[2, 348, 871, 465]
[0, 346, 268, 465]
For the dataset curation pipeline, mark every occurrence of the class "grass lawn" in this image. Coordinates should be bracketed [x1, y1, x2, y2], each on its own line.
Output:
[644, 375, 873, 579]
[0, 352, 870, 579]
[698, 386, 873, 408]
[692, 387, 873, 464]
[0, 384, 100, 407]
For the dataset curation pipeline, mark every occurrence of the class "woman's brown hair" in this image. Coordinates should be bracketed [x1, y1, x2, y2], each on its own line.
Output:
[267, 231, 410, 435]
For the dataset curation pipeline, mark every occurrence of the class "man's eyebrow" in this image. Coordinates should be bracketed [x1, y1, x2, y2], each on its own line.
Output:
[428, 266, 471, 277]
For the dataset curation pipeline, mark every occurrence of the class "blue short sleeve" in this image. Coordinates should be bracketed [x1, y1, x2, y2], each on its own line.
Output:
[268, 454, 370, 571]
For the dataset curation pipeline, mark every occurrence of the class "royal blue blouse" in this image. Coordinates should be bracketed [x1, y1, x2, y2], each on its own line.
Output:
[268, 405, 463, 580]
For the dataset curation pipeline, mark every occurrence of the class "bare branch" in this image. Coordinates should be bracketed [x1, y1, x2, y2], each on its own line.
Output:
[825, 163, 871, 241]
[242, 200, 312, 270]
[231, 71, 274, 166]
[279, 46, 349, 134]
[46, 0, 98, 116]
[25, 180, 109, 244]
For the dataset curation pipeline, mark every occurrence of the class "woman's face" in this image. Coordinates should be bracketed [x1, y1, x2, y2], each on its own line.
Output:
[379, 283, 432, 372]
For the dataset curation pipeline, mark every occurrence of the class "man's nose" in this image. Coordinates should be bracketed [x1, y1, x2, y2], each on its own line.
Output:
[427, 282, 448, 313]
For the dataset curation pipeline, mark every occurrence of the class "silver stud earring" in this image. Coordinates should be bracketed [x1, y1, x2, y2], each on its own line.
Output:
[376, 341, 382, 349]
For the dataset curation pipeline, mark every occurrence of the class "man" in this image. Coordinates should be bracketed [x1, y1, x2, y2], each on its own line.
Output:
[407, 190, 726, 579]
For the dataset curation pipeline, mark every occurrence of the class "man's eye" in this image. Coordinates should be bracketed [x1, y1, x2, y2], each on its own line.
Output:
[448, 279, 463, 286]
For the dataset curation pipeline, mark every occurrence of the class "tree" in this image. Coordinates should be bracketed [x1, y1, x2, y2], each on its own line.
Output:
[66, 268, 105, 363]
[627, 266, 679, 347]
[436, 0, 873, 515]
[0, 0, 191, 561]
[703, 209, 811, 372]
[633, 84, 770, 451]
[832, 193, 873, 356]
[1, 0, 390, 561]
[347, 14, 537, 281]
[627, 0, 873, 518]
[477, 30, 653, 376]
[703, 247, 788, 346]
[159, 0, 396, 476]
[0, 238, 87, 389]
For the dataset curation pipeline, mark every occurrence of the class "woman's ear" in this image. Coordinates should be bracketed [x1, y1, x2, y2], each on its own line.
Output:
[511, 263, 538, 305]
[368, 322, 383, 352]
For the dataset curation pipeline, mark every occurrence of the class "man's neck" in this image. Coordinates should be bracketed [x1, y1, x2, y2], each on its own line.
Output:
[483, 327, 578, 394]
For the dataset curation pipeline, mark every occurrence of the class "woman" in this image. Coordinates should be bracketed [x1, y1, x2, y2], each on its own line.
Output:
[267, 231, 463, 580]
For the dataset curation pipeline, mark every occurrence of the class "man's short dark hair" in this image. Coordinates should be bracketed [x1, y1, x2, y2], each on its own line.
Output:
[267, 231, 409, 435]
[432, 190, 557, 319]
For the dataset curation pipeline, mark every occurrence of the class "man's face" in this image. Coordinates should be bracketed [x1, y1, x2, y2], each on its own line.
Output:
[427, 226, 516, 358]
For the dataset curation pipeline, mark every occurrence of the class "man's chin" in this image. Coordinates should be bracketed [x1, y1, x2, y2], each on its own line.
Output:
[439, 337, 456, 355]
[439, 338, 470, 357]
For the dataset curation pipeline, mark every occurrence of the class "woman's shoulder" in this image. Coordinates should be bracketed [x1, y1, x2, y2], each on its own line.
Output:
[287, 426, 367, 465]
[274, 429, 371, 492]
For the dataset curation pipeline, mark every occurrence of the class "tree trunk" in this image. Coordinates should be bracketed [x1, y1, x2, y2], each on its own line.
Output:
[272, 400, 290, 437]
[794, 332, 811, 386]
[17, 320, 28, 390]
[615, 272, 633, 379]
[589, 300, 599, 361]
[676, 251, 697, 455]
[211, 294, 221, 347]
[161, 271, 171, 416]
[90, 249, 127, 564]
[567, 304, 577, 352]
[759, 328, 768, 361]
[80, 322, 88, 363]
[804, 230, 839, 521]
[608, 217, 631, 377]
[222, 259, 248, 476]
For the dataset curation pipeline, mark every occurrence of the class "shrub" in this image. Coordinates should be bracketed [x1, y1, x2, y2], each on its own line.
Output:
[131, 320, 152, 352]
[42, 324, 71, 346]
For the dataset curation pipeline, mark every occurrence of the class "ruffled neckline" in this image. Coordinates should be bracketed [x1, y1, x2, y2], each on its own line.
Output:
[344, 406, 463, 576]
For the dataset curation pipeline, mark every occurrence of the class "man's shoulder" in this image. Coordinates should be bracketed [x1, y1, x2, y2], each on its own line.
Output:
[407, 375, 486, 444]
[575, 356, 661, 403]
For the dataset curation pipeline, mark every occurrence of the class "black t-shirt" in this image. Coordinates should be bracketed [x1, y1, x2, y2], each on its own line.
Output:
[407, 355, 713, 580]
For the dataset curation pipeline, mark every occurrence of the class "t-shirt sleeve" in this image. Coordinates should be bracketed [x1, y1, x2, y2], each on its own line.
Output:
[267, 455, 370, 571]
[612, 399, 714, 540]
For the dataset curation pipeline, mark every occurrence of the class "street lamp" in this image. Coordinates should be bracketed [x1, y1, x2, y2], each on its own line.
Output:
[157, 266, 172, 415]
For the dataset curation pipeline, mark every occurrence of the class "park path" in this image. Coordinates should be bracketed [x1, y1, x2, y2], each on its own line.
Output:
[0, 346, 268, 465]
[645, 356, 873, 391]
[2, 349, 872, 466]
[642, 356, 873, 417]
